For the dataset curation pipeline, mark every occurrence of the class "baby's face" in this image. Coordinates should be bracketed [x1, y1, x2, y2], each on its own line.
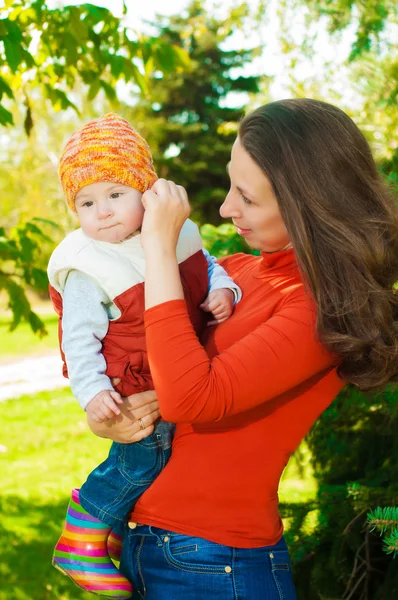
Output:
[75, 181, 144, 243]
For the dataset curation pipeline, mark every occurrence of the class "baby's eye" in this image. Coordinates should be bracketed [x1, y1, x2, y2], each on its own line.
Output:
[110, 192, 122, 199]
[83, 201, 93, 207]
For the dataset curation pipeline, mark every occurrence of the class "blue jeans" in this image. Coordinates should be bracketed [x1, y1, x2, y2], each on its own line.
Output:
[120, 525, 297, 600]
[79, 421, 175, 530]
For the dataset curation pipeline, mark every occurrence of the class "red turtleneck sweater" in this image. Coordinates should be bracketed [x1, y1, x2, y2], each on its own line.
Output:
[130, 249, 344, 548]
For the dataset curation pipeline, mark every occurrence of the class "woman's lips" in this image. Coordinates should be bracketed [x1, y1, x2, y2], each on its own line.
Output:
[236, 226, 252, 237]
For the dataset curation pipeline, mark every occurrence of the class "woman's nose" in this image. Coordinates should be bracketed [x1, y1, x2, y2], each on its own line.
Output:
[219, 193, 240, 219]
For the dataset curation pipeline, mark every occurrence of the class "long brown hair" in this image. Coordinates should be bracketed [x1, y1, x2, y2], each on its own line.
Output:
[239, 98, 398, 392]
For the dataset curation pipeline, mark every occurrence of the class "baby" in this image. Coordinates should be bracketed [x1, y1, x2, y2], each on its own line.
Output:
[48, 113, 241, 598]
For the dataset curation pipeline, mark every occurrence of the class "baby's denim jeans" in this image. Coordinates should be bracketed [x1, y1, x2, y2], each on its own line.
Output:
[79, 421, 175, 530]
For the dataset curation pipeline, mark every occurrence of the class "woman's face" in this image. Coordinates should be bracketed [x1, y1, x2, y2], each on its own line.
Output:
[220, 137, 290, 252]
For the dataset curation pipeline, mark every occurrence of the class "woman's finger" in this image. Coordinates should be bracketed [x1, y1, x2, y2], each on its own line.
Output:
[141, 189, 159, 210]
[128, 423, 155, 443]
[176, 184, 188, 202]
[151, 178, 170, 196]
[123, 390, 158, 411]
[129, 404, 161, 423]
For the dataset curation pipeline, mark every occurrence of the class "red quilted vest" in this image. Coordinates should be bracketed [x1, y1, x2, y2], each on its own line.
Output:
[49, 250, 208, 398]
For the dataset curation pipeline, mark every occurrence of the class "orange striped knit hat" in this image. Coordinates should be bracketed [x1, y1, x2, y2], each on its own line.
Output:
[59, 113, 158, 212]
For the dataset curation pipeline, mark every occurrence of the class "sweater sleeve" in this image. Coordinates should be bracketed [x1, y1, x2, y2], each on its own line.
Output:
[62, 270, 113, 410]
[144, 296, 337, 423]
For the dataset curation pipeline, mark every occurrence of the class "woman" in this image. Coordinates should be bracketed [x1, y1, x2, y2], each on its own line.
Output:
[89, 98, 398, 599]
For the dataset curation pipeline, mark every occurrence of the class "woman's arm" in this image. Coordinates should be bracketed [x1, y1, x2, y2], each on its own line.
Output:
[141, 179, 189, 309]
[87, 390, 160, 443]
[140, 180, 340, 424]
[144, 295, 339, 423]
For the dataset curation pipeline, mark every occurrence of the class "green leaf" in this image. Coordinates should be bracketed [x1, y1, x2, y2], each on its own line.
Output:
[0, 236, 18, 260]
[18, 234, 36, 263]
[125, 62, 148, 95]
[4, 18, 22, 43]
[100, 80, 116, 102]
[0, 103, 14, 126]
[63, 32, 79, 65]
[21, 46, 35, 68]
[170, 45, 191, 69]
[0, 76, 14, 99]
[87, 79, 101, 101]
[31, 217, 60, 230]
[69, 8, 88, 41]
[110, 54, 125, 78]
[45, 86, 80, 114]
[23, 222, 44, 236]
[81, 4, 110, 22]
[30, 267, 49, 292]
[27, 310, 47, 337]
[154, 44, 178, 72]
[140, 40, 153, 65]
[3, 37, 22, 72]
[0, 20, 7, 37]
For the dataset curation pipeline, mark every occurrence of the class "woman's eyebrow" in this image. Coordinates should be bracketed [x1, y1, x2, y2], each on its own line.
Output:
[226, 161, 254, 197]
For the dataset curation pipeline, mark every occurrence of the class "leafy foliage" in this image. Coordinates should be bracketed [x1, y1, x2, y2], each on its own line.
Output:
[0, 218, 58, 334]
[128, 0, 261, 224]
[368, 507, 398, 557]
[0, 0, 190, 132]
[302, 0, 397, 60]
[200, 223, 257, 257]
[287, 384, 398, 599]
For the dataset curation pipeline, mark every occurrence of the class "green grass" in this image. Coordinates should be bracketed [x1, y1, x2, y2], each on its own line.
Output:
[0, 388, 111, 600]
[0, 387, 317, 599]
[0, 314, 59, 360]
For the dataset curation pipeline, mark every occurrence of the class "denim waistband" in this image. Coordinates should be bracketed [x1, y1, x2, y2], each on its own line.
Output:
[153, 421, 175, 450]
[125, 523, 287, 551]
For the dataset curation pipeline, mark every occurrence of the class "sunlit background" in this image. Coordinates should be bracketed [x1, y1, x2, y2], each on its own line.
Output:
[0, 1, 397, 599]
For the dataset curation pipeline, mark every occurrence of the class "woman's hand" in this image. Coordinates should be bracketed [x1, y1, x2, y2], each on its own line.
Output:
[141, 179, 190, 253]
[87, 389, 160, 444]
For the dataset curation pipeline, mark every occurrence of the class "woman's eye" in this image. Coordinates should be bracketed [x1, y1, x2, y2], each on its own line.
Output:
[242, 194, 252, 205]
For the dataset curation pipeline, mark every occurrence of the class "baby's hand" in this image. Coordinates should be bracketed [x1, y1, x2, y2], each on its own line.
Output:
[200, 288, 235, 326]
[86, 390, 124, 423]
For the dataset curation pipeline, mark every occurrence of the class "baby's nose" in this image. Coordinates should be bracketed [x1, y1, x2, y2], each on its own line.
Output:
[98, 204, 113, 219]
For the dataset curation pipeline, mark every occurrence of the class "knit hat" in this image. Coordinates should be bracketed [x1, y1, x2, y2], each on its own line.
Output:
[59, 113, 158, 211]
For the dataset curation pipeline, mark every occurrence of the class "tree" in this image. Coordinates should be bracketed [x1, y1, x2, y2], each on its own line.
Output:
[0, 218, 58, 335]
[0, 0, 191, 332]
[0, 0, 190, 131]
[300, 0, 397, 61]
[127, 0, 262, 224]
[282, 384, 398, 599]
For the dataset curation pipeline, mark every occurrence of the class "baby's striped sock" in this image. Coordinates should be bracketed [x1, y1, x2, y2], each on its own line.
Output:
[52, 489, 132, 599]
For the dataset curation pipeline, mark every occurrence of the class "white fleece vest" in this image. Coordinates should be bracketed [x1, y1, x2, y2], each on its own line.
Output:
[47, 218, 202, 300]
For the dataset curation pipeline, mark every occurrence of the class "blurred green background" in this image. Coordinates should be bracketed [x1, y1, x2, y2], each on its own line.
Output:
[0, 1, 397, 598]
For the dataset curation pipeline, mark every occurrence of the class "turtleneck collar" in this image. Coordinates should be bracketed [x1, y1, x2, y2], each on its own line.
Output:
[260, 246, 296, 270]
